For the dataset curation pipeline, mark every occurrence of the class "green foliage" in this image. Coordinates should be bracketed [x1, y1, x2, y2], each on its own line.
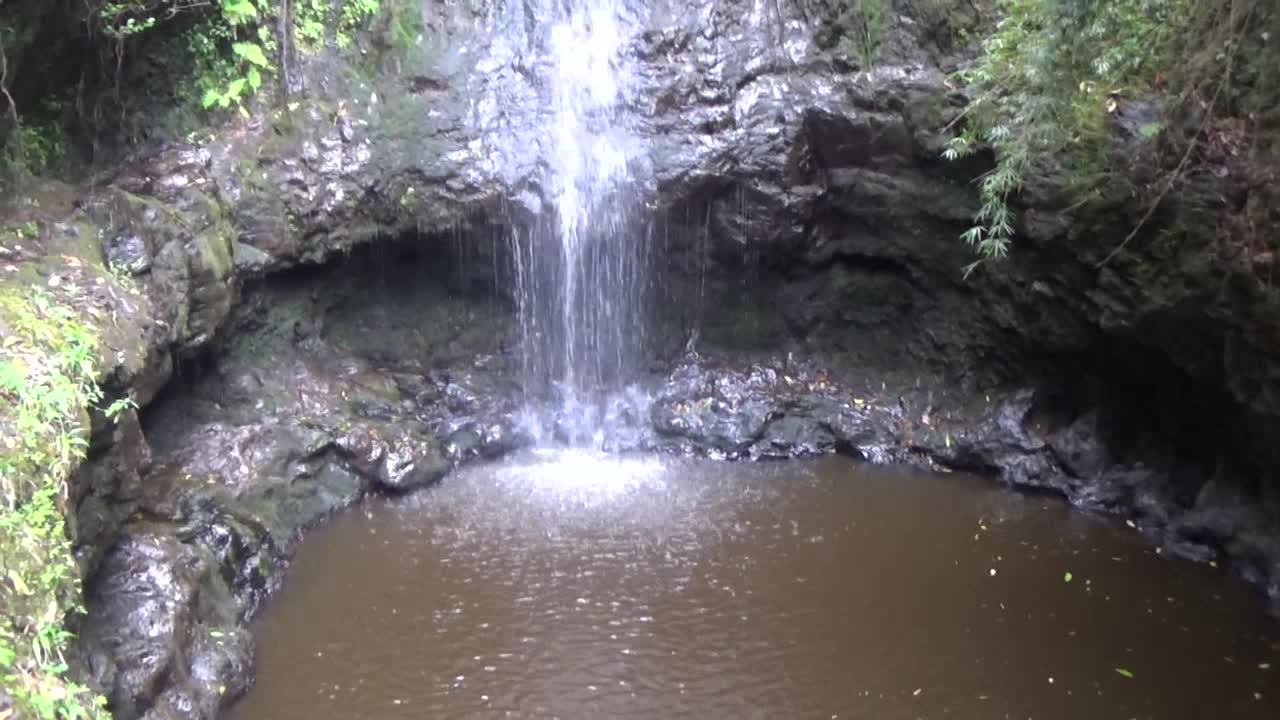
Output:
[3, 113, 70, 178]
[95, 2, 159, 39]
[338, 0, 380, 49]
[93, 1, 383, 115]
[837, 0, 885, 68]
[294, 0, 329, 52]
[294, 0, 380, 52]
[197, 0, 275, 112]
[386, 0, 422, 49]
[0, 289, 115, 719]
[939, 0, 1262, 267]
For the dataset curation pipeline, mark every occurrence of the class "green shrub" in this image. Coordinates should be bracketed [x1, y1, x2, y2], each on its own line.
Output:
[0, 288, 123, 719]
[942, 0, 1266, 269]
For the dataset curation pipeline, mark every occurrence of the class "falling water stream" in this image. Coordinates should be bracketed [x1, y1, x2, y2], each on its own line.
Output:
[508, 0, 651, 417]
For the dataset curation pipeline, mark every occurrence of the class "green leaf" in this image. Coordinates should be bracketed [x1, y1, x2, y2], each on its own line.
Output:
[1114, 667, 1134, 679]
[1063, 572, 1073, 583]
[226, 78, 248, 101]
[246, 66, 262, 91]
[201, 89, 222, 109]
[0, 359, 25, 391]
[233, 42, 270, 67]
[1138, 121, 1163, 139]
[222, 0, 258, 21]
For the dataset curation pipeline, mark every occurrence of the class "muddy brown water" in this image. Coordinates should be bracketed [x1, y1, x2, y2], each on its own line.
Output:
[227, 452, 1278, 720]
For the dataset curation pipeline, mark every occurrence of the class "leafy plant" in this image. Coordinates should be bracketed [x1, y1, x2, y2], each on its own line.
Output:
[939, 0, 1251, 268]
[3, 113, 70, 178]
[199, 0, 275, 111]
[96, 2, 159, 39]
[337, 0, 380, 49]
[1, 289, 115, 719]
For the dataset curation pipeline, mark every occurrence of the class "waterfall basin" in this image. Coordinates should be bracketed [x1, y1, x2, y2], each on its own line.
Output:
[227, 451, 1278, 719]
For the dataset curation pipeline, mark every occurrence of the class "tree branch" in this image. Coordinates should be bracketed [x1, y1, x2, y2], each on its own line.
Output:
[0, 24, 19, 131]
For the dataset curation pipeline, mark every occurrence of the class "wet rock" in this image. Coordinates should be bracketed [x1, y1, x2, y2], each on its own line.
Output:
[1047, 410, 1112, 480]
[152, 423, 332, 493]
[105, 233, 151, 274]
[380, 432, 449, 491]
[936, 392, 1065, 492]
[181, 227, 236, 349]
[173, 502, 283, 616]
[81, 528, 249, 720]
[70, 410, 152, 574]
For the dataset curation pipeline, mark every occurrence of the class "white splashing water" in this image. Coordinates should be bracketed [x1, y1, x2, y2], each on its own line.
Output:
[509, 0, 652, 442]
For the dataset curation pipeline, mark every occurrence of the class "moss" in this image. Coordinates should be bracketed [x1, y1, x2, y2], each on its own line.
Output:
[0, 286, 113, 719]
[191, 225, 235, 283]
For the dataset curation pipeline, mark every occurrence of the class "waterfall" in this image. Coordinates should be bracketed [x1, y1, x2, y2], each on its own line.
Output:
[508, 0, 652, 440]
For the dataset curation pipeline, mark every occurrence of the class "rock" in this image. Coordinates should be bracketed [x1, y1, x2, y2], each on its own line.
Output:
[105, 233, 151, 274]
[379, 433, 449, 492]
[81, 528, 249, 720]
[1047, 410, 1112, 480]
[231, 241, 273, 274]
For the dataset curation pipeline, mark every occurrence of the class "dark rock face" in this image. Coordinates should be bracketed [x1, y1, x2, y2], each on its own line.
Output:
[80, 529, 254, 720]
[75, 247, 527, 719]
[644, 358, 1280, 606]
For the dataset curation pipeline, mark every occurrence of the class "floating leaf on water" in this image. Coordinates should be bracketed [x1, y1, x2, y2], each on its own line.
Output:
[1064, 572, 1073, 583]
[1114, 667, 1134, 679]
[209, 630, 225, 638]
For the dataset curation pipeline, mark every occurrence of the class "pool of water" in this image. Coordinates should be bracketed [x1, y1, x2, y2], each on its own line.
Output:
[227, 451, 1277, 719]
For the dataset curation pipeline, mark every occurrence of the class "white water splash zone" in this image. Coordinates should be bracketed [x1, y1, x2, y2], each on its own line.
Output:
[509, 0, 653, 415]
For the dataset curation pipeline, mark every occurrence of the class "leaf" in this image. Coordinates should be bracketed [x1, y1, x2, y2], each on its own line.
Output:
[1063, 571, 1073, 583]
[201, 89, 222, 109]
[233, 42, 270, 68]
[1114, 667, 1134, 679]
[247, 66, 262, 91]
[1138, 121, 1163, 139]
[222, 0, 258, 21]
[226, 78, 248, 101]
